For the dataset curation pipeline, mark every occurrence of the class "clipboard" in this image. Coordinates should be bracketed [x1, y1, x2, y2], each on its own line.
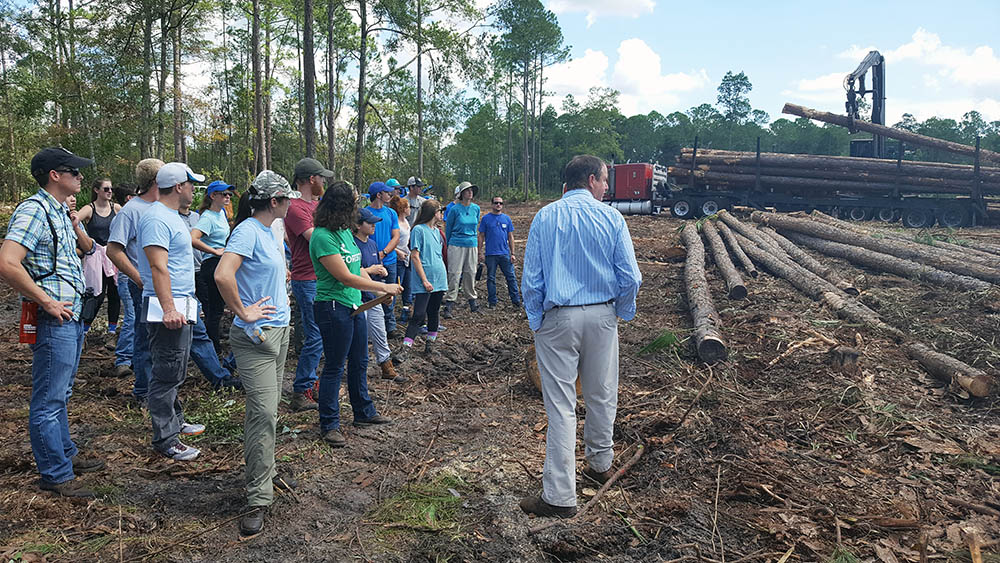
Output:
[144, 296, 199, 324]
[351, 293, 393, 317]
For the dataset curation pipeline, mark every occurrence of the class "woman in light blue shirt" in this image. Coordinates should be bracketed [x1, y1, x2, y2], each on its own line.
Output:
[192, 180, 233, 353]
[213, 171, 297, 538]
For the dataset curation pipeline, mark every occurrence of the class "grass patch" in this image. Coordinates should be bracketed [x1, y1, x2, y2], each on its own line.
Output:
[10, 543, 65, 558]
[370, 473, 467, 534]
[948, 454, 1000, 476]
[79, 534, 115, 553]
[184, 391, 244, 444]
[640, 329, 683, 357]
[827, 547, 860, 563]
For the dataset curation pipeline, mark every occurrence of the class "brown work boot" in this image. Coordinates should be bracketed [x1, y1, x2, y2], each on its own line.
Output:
[582, 465, 615, 485]
[71, 454, 106, 474]
[519, 495, 577, 518]
[379, 360, 408, 383]
[289, 390, 318, 412]
[321, 429, 346, 448]
[39, 478, 96, 498]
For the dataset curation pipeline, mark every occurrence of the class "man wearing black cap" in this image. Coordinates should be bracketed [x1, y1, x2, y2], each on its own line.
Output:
[286, 157, 335, 411]
[0, 147, 103, 497]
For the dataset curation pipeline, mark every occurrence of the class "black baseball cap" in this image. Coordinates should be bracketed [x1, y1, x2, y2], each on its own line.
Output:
[31, 147, 94, 178]
[293, 158, 335, 181]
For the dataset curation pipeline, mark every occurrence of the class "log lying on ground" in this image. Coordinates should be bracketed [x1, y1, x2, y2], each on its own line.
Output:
[808, 210, 1000, 268]
[780, 231, 994, 292]
[701, 220, 748, 299]
[905, 343, 993, 397]
[718, 210, 858, 295]
[751, 211, 1000, 285]
[757, 226, 859, 295]
[731, 231, 904, 339]
[679, 148, 1000, 183]
[681, 223, 729, 363]
[668, 168, 987, 195]
[715, 221, 758, 278]
[782, 103, 1000, 164]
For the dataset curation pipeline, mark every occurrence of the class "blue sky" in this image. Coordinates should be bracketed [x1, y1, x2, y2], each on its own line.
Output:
[541, 0, 1000, 124]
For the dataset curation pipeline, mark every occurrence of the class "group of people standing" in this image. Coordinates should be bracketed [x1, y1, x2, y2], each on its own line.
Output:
[3, 146, 640, 538]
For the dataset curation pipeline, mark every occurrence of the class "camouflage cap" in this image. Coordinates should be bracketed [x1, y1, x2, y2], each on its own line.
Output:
[248, 170, 301, 200]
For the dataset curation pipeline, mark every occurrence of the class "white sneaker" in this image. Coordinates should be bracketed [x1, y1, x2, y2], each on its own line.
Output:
[162, 442, 200, 461]
[180, 423, 205, 436]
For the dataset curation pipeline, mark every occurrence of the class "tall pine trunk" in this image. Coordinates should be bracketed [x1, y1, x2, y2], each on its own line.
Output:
[251, 0, 264, 174]
[264, 0, 273, 168]
[326, 0, 336, 171]
[140, 3, 153, 158]
[521, 61, 529, 199]
[303, 0, 316, 157]
[172, 24, 184, 161]
[416, 0, 423, 177]
[352, 0, 367, 188]
[156, 11, 168, 160]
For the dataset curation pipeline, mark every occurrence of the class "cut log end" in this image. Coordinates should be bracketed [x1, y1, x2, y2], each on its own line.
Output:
[830, 346, 860, 375]
[727, 285, 748, 300]
[697, 338, 729, 364]
[960, 375, 994, 399]
[840, 285, 861, 297]
[748, 270, 759, 279]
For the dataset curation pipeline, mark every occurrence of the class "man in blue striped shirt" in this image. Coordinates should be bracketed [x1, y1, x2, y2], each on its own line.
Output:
[519, 154, 642, 518]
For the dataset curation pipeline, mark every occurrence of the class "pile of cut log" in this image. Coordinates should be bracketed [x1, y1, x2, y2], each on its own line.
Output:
[669, 149, 1000, 197]
[679, 210, 999, 397]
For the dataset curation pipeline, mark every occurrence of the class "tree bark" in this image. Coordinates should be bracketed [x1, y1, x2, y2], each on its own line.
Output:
[756, 225, 858, 295]
[264, 0, 272, 168]
[156, 11, 168, 159]
[326, 0, 336, 170]
[701, 221, 747, 299]
[416, 0, 423, 177]
[140, 3, 153, 158]
[522, 63, 529, 198]
[172, 23, 184, 161]
[352, 0, 367, 188]
[303, 0, 316, 157]
[714, 221, 758, 279]
[680, 224, 729, 363]
[782, 103, 1000, 164]
[251, 0, 263, 174]
[779, 230, 992, 292]
[905, 342, 993, 397]
[750, 211, 1000, 285]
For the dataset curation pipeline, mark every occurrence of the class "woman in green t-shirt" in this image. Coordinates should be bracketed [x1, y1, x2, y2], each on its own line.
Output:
[309, 181, 403, 448]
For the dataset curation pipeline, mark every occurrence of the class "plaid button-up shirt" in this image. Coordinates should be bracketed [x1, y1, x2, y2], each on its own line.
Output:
[5, 189, 85, 319]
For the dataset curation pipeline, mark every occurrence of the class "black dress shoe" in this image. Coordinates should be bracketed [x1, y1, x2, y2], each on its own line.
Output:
[239, 506, 267, 537]
[519, 495, 577, 518]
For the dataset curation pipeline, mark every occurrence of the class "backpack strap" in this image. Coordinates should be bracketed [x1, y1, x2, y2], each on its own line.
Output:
[14, 199, 58, 282]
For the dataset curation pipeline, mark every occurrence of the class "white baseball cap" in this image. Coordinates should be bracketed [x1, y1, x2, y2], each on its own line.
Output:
[156, 162, 205, 188]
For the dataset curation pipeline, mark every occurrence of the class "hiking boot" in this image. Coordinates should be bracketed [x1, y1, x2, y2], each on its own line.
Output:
[487, 302, 496, 309]
[214, 376, 243, 391]
[239, 506, 267, 537]
[161, 442, 200, 461]
[582, 465, 615, 485]
[180, 423, 206, 436]
[423, 340, 434, 356]
[519, 495, 577, 518]
[71, 454, 106, 474]
[379, 360, 408, 383]
[442, 301, 454, 319]
[353, 414, 393, 428]
[290, 391, 318, 412]
[469, 299, 480, 313]
[394, 346, 410, 365]
[112, 364, 132, 378]
[385, 329, 400, 340]
[273, 473, 297, 492]
[39, 478, 95, 498]
[321, 429, 346, 448]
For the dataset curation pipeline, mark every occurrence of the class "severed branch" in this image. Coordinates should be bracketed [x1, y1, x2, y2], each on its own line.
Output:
[529, 444, 646, 534]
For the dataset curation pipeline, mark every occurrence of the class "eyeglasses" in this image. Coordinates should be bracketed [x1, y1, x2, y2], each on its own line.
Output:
[100, 187, 113, 192]
[55, 168, 81, 177]
[216, 192, 233, 198]
[493, 201, 504, 205]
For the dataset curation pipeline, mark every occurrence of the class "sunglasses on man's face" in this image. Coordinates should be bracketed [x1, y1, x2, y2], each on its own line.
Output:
[56, 168, 81, 177]
[493, 201, 504, 205]
[100, 187, 113, 192]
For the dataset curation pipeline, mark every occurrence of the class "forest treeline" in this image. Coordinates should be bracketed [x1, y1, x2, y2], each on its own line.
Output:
[1, 0, 998, 202]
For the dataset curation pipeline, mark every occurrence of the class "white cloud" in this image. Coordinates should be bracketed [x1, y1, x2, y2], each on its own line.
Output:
[542, 40, 709, 116]
[839, 29, 1000, 89]
[547, 0, 655, 27]
[887, 97, 1000, 124]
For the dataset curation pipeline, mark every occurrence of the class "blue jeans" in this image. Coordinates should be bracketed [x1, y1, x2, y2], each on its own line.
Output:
[485, 255, 522, 306]
[314, 300, 376, 432]
[115, 275, 134, 367]
[190, 302, 231, 386]
[381, 261, 397, 332]
[290, 280, 322, 393]
[128, 280, 152, 400]
[30, 314, 84, 484]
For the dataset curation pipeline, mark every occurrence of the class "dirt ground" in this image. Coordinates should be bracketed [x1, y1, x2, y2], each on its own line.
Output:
[1, 202, 999, 562]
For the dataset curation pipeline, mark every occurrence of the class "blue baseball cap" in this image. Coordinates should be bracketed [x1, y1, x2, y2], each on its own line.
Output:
[368, 181, 392, 198]
[358, 207, 383, 224]
[206, 180, 235, 196]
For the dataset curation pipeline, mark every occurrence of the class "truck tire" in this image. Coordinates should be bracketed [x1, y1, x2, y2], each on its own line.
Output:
[936, 204, 971, 228]
[845, 206, 871, 221]
[875, 208, 898, 223]
[700, 199, 722, 217]
[672, 200, 694, 219]
[901, 208, 933, 228]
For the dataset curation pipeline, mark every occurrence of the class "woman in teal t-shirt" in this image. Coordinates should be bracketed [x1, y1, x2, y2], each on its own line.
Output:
[396, 198, 448, 363]
[192, 180, 234, 353]
[309, 181, 402, 448]
[443, 181, 480, 318]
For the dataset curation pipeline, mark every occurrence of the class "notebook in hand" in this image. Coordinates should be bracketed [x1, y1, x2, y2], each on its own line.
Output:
[145, 296, 199, 324]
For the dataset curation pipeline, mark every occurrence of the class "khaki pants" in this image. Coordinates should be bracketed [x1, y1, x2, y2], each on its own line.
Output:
[533, 303, 618, 507]
[230, 324, 290, 507]
[445, 245, 477, 302]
